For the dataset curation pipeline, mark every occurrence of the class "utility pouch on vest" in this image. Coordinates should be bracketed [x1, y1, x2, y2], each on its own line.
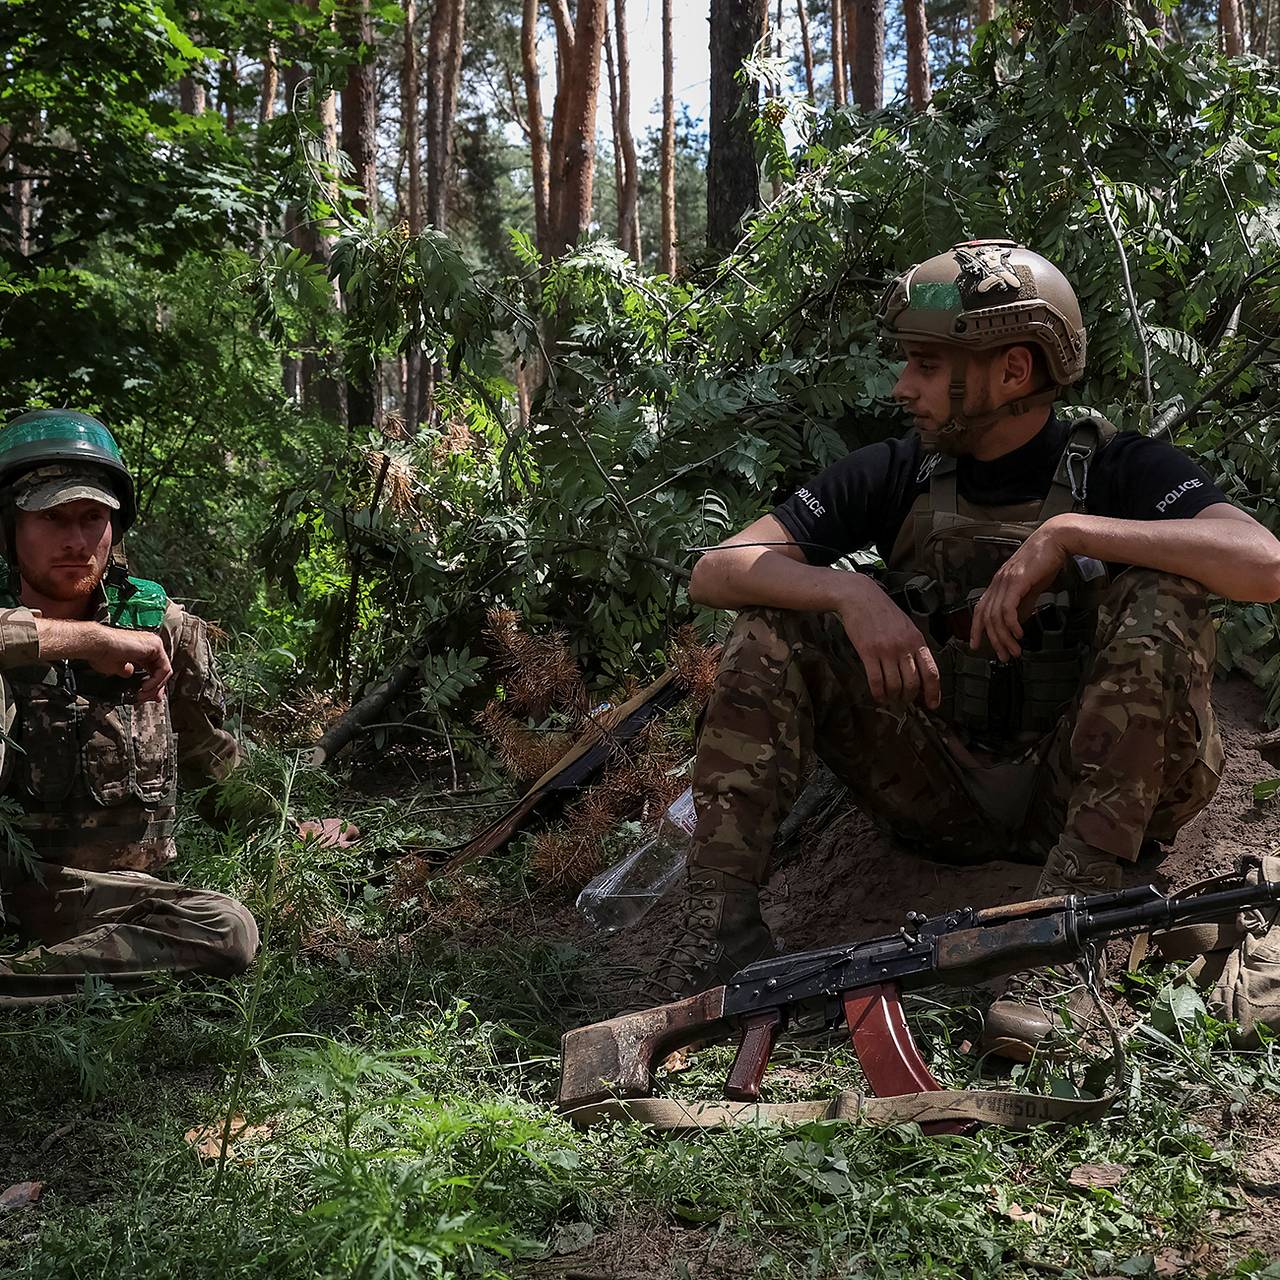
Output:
[70, 665, 149, 702]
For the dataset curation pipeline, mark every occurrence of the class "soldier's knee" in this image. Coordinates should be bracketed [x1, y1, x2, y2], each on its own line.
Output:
[1096, 568, 1215, 660]
[208, 896, 259, 975]
[720, 607, 808, 674]
[721, 606, 842, 674]
[728, 606, 810, 645]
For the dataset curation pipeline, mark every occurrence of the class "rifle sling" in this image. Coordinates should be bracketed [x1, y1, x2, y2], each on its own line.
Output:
[560, 1087, 1117, 1133]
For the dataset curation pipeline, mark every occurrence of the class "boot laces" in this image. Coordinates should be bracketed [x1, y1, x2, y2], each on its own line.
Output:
[640, 897, 725, 1003]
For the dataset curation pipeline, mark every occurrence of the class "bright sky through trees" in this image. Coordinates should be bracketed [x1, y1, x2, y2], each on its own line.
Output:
[626, 0, 711, 132]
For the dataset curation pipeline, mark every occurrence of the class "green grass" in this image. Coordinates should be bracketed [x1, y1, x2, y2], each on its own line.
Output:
[3, 749, 1280, 1279]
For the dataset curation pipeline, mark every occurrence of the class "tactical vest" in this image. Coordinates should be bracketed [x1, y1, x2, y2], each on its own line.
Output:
[0, 568, 179, 871]
[884, 417, 1118, 752]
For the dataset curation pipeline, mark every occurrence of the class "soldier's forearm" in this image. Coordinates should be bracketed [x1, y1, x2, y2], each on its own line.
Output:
[30, 617, 113, 663]
[1046, 511, 1280, 603]
[690, 547, 860, 612]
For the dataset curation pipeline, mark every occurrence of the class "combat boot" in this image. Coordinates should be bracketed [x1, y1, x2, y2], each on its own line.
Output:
[981, 838, 1124, 1063]
[639, 868, 776, 1007]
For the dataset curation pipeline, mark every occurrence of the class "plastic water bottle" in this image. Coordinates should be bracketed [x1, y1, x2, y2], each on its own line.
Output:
[576, 787, 698, 932]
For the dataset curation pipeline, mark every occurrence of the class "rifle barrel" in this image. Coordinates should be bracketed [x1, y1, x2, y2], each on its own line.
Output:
[1082, 877, 1279, 940]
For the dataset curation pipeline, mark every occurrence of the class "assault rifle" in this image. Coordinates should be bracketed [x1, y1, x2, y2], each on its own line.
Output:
[559, 860, 1280, 1134]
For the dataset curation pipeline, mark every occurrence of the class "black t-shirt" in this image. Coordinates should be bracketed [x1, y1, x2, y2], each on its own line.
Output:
[772, 414, 1229, 567]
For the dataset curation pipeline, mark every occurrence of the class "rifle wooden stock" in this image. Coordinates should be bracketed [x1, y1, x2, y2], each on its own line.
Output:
[558, 986, 729, 1110]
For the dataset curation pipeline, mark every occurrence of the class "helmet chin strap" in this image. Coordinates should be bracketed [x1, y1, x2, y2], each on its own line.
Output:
[936, 354, 1061, 443]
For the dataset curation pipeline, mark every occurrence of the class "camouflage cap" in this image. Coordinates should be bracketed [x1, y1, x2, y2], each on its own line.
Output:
[878, 239, 1087, 385]
[12, 464, 122, 514]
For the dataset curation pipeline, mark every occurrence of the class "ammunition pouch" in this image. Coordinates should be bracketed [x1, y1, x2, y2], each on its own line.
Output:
[936, 641, 1088, 742]
[889, 575, 1093, 747]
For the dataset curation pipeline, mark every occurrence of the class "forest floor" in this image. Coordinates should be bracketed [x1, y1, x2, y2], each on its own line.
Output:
[2, 675, 1280, 1279]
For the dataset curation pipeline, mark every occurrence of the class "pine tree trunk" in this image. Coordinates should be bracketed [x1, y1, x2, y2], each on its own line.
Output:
[10, 139, 31, 259]
[977, 0, 994, 24]
[850, 0, 884, 108]
[260, 36, 279, 121]
[447, 0, 467, 185]
[426, 0, 468, 232]
[283, 8, 345, 423]
[522, 0, 551, 256]
[796, 0, 815, 98]
[841, 0, 856, 106]
[659, 0, 677, 275]
[1221, 0, 1244, 53]
[548, 0, 607, 255]
[342, 0, 380, 430]
[613, 0, 640, 261]
[221, 56, 238, 130]
[342, 6, 378, 217]
[830, 0, 846, 104]
[545, 1, 574, 246]
[403, 0, 424, 431]
[605, 9, 624, 237]
[179, 75, 206, 114]
[904, 0, 931, 108]
[706, 0, 766, 252]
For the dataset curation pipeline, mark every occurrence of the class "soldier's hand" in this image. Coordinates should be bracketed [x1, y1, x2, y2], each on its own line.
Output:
[87, 626, 173, 702]
[970, 528, 1069, 661]
[836, 576, 941, 710]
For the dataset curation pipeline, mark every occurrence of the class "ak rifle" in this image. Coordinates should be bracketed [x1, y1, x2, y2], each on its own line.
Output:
[559, 859, 1280, 1133]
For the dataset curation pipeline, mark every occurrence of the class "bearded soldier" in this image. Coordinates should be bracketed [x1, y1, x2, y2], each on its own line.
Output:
[0, 409, 258, 1003]
[647, 240, 1280, 1060]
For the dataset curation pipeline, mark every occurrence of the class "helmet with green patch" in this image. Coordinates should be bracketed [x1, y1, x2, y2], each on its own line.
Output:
[877, 239, 1087, 386]
[0, 409, 136, 530]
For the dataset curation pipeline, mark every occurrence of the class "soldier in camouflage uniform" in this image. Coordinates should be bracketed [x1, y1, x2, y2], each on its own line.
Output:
[648, 240, 1280, 1060]
[0, 409, 258, 1004]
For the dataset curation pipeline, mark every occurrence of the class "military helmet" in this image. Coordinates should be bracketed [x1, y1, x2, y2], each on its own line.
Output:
[878, 240, 1087, 386]
[0, 410, 136, 529]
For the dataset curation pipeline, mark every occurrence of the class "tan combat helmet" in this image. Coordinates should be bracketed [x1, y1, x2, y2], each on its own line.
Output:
[878, 239, 1088, 437]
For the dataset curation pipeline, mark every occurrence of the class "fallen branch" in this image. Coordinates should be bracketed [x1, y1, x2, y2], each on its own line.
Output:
[307, 658, 422, 766]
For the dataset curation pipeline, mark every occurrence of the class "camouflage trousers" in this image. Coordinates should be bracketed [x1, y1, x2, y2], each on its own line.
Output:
[690, 569, 1224, 882]
[0, 862, 259, 1005]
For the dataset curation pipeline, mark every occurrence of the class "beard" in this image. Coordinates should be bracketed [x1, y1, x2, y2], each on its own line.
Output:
[18, 560, 106, 603]
[918, 384, 1000, 457]
[920, 418, 995, 458]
